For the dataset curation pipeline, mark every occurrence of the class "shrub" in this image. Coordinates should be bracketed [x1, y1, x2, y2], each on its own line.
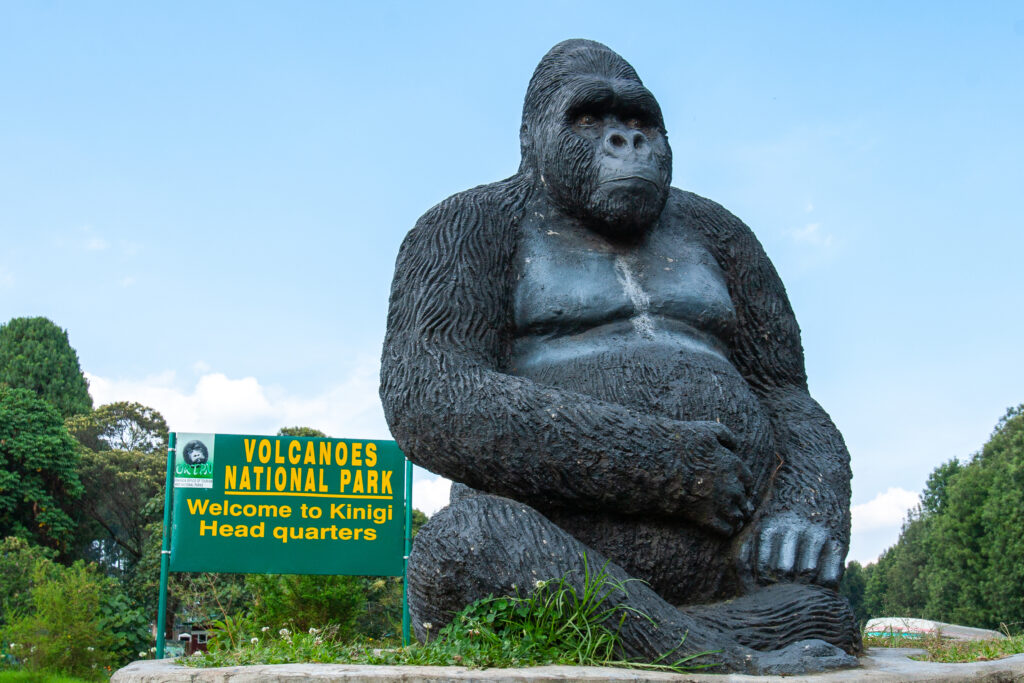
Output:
[1, 562, 119, 679]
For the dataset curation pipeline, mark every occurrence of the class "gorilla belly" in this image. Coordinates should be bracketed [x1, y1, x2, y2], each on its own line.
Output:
[511, 325, 774, 475]
[510, 327, 776, 603]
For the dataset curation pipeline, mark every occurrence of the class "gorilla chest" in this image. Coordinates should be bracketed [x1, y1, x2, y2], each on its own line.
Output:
[512, 220, 736, 345]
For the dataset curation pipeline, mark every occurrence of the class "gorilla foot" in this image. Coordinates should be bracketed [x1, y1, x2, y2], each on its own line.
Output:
[409, 491, 859, 674]
[739, 639, 858, 676]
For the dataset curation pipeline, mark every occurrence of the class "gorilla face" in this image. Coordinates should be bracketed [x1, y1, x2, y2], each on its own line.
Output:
[527, 72, 672, 241]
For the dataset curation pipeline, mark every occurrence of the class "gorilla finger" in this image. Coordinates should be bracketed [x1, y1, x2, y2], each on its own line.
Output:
[797, 531, 827, 574]
[739, 536, 754, 565]
[758, 527, 782, 576]
[733, 458, 754, 490]
[818, 541, 843, 586]
[708, 422, 738, 449]
[776, 528, 801, 574]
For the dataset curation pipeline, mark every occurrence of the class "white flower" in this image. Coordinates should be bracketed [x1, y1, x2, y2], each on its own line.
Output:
[139, 651, 147, 657]
[30, 646, 36, 653]
[535, 579, 546, 589]
[8, 643, 16, 649]
[279, 628, 290, 637]
[261, 626, 270, 633]
[308, 627, 318, 635]
[87, 646, 95, 652]
[150, 646, 156, 652]
[251, 637, 259, 644]
[314, 637, 323, 645]
[423, 622, 433, 630]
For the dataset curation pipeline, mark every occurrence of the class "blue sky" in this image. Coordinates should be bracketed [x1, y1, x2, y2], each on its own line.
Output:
[2, 2, 1022, 563]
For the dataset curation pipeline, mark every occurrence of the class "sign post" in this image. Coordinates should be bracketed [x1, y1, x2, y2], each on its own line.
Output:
[156, 432, 410, 657]
[402, 458, 413, 646]
[155, 433, 176, 659]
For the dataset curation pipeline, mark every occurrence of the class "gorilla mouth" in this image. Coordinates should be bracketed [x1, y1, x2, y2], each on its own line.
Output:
[601, 174, 661, 188]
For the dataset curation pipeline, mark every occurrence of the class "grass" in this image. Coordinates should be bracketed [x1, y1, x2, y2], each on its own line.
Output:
[0, 672, 93, 683]
[865, 626, 1024, 663]
[182, 559, 715, 672]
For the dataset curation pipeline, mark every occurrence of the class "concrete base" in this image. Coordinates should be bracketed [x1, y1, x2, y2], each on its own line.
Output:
[112, 648, 1024, 682]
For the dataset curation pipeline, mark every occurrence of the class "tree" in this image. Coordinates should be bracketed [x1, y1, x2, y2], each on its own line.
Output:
[862, 405, 1024, 630]
[0, 536, 58, 627]
[0, 387, 83, 552]
[277, 426, 327, 438]
[65, 401, 168, 454]
[71, 448, 165, 571]
[863, 513, 931, 619]
[839, 560, 869, 625]
[920, 457, 963, 516]
[0, 317, 92, 418]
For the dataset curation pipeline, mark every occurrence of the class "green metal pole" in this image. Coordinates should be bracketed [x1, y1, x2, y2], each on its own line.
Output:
[402, 458, 413, 646]
[156, 432, 176, 659]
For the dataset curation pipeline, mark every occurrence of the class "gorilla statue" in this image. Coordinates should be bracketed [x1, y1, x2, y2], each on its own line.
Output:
[381, 39, 860, 674]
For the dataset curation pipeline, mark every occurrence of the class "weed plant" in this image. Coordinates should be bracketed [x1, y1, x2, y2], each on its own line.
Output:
[184, 560, 713, 672]
[864, 626, 1024, 663]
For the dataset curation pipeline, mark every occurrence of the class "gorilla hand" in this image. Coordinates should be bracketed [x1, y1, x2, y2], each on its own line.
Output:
[676, 422, 754, 536]
[747, 513, 844, 587]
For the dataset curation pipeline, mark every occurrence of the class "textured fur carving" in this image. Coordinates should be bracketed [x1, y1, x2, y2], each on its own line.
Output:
[381, 39, 859, 673]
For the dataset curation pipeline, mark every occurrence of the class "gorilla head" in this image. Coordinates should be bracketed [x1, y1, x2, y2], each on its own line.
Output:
[520, 39, 673, 241]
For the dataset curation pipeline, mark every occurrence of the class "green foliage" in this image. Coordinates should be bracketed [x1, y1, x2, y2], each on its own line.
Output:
[863, 405, 1024, 630]
[0, 562, 119, 679]
[65, 402, 168, 454]
[0, 543, 148, 675]
[0, 671, 94, 683]
[0, 538, 57, 628]
[245, 574, 366, 639]
[276, 427, 327, 438]
[0, 318, 91, 419]
[96, 584, 151, 667]
[186, 561, 712, 672]
[0, 388, 83, 551]
[863, 513, 932, 620]
[839, 560, 869, 625]
[864, 626, 1024, 663]
[70, 448, 164, 571]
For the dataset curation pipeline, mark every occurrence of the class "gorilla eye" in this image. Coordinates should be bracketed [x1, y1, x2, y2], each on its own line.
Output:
[575, 114, 598, 127]
[626, 118, 643, 129]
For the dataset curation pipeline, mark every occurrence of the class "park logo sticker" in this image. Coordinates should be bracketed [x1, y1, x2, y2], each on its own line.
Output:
[174, 433, 215, 489]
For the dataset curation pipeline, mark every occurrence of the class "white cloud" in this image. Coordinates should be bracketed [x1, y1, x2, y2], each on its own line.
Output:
[119, 276, 136, 287]
[851, 487, 920, 533]
[847, 487, 921, 564]
[413, 474, 451, 516]
[86, 363, 391, 441]
[0, 266, 13, 287]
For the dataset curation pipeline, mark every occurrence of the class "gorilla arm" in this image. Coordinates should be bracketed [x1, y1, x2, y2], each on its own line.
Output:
[380, 180, 752, 533]
[679, 190, 852, 587]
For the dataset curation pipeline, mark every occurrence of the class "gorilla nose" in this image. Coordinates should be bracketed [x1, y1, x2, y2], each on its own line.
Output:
[604, 129, 649, 158]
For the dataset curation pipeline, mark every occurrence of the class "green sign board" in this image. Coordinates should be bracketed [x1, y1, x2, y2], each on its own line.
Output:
[168, 433, 406, 576]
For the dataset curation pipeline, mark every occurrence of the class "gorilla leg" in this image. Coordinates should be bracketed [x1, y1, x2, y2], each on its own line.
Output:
[407, 487, 858, 673]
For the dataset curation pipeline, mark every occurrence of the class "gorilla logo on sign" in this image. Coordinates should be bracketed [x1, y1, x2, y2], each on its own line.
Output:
[380, 40, 859, 674]
[181, 439, 209, 466]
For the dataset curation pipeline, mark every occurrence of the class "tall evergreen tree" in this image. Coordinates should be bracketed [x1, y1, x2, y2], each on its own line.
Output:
[0, 386, 84, 552]
[0, 317, 92, 418]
